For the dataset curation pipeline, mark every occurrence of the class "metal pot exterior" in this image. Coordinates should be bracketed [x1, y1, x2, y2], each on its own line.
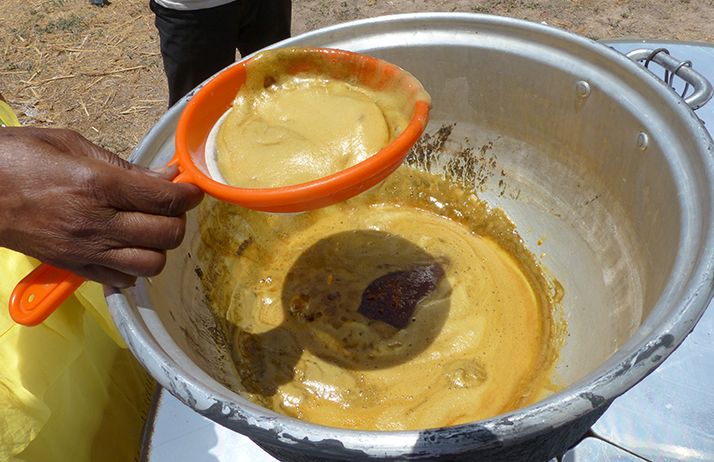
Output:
[108, 14, 714, 461]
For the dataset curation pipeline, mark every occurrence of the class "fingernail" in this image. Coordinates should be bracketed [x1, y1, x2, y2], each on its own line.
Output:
[152, 164, 179, 180]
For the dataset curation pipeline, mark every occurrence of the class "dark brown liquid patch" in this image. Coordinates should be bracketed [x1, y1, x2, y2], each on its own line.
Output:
[359, 263, 445, 329]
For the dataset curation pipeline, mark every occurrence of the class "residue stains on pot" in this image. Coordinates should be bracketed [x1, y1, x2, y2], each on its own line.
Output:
[194, 149, 566, 431]
[406, 123, 521, 200]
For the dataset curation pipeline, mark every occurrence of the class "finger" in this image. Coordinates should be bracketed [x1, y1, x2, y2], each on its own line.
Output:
[99, 247, 168, 278]
[110, 212, 186, 250]
[101, 166, 203, 216]
[72, 264, 137, 288]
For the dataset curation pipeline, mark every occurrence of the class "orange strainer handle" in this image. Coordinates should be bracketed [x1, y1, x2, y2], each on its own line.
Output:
[9, 264, 85, 326]
[8, 169, 195, 326]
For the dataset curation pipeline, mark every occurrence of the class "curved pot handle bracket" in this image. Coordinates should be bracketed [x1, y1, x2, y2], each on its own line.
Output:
[626, 48, 714, 110]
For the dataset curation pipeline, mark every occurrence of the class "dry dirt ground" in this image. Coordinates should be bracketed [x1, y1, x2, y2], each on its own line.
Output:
[2, 0, 714, 158]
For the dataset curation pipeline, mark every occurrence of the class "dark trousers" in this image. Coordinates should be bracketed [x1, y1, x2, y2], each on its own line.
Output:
[150, 0, 292, 107]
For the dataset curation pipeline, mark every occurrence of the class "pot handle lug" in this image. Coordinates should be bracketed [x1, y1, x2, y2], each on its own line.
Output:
[626, 48, 713, 110]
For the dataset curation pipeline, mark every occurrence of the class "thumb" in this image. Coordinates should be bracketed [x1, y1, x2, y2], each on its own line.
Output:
[80, 136, 175, 179]
[82, 141, 135, 170]
[61, 129, 180, 181]
[60, 129, 130, 167]
[144, 163, 180, 181]
[35, 127, 135, 170]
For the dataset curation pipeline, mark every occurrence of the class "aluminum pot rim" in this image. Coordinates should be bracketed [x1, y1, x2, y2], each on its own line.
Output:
[109, 12, 714, 457]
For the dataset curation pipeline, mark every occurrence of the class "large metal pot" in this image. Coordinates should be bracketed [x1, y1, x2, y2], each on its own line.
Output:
[109, 14, 714, 461]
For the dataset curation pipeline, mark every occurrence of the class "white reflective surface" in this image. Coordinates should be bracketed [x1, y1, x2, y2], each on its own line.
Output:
[562, 438, 646, 461]
[143, 391, 278, 462]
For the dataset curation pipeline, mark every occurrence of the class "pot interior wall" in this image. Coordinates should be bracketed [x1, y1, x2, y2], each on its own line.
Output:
[136, 23, 694, 405]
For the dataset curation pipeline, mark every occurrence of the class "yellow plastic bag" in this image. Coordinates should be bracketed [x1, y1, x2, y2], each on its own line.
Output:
[0, 101, 153, 462]
[0, 101, 19, 127]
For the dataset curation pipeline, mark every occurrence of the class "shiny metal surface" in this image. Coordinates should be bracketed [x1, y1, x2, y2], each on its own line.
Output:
[589, 41, 714, 462]
[111, 15, 714, 462]
[626, 48, 714, 109]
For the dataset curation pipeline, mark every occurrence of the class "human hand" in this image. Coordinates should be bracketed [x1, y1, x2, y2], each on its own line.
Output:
[0, 127, 203, 287]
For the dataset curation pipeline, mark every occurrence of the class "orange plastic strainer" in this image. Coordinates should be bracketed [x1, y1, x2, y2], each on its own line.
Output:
[9, 47, 431, 326]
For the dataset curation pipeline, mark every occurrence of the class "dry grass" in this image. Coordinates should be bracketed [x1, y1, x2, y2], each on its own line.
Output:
[2, 0, 164, 156]
[3, 0, 714, 158]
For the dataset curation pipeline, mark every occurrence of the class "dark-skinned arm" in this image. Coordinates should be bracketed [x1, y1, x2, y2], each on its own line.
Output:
[0, 127, 203, 287]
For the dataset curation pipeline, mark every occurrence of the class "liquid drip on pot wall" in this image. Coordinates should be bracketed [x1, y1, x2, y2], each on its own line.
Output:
[195, 166, 566, 431]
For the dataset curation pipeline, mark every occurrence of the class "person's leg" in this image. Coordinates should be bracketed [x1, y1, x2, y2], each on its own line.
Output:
[235, 0, 292, 58]
[150, 0, 251, 107]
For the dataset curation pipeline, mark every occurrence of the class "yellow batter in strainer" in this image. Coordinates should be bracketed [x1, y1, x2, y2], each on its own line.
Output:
[213, 48, 417, 188]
